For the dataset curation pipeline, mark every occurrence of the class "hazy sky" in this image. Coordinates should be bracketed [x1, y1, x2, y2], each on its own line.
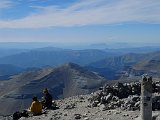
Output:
[0, 0, 160, 43]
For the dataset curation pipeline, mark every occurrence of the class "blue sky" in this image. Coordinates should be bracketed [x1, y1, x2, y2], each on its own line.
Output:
[0, 0, 160, 44]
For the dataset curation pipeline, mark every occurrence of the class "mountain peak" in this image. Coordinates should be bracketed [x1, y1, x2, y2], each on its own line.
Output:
[63, 62, 87, 72]
[64, 62, 80, 68]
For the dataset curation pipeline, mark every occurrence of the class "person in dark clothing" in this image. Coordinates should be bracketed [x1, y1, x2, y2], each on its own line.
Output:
[42, 88, 53, 109]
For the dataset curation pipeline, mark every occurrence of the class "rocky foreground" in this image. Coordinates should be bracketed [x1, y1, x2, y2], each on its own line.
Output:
[1, 81, 160, 120]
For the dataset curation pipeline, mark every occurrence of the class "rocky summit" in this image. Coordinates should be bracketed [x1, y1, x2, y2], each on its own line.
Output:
[1, 81, 160, 120]
[88, 81, 160, 111]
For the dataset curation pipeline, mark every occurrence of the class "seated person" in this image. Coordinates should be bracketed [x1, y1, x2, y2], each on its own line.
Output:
[28, 96, 42, 115]
[41, 88, 53, 109]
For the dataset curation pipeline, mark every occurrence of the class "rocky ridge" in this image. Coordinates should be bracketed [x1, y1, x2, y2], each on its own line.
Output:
[1, 81, 160, 120]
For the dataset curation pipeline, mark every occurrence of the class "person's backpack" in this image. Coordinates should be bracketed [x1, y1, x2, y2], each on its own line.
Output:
[13, 111, 22, 120]
[13, 110, 29, 120]
[21, 110, 29, 117]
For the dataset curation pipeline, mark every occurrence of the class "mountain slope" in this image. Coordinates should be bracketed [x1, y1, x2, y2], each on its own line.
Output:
[0, 48, 28, 58]
[129, 59, 160, 77]
[0, 64, 25, 80]
[0, 63, 105, 115]
[87, 51, 160, 79]
[0, 48, 113, 68]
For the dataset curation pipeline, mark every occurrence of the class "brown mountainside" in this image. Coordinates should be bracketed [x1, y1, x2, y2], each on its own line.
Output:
[0, 63, 105, 115]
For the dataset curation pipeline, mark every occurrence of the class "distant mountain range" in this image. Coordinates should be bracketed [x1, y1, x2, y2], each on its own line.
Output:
[0, 47, 160, 80]
[0, 63, 105, 115]
[87, 51, 160, 79]
[104, 46, 160, 54]
[0, 48, 114, 68]
[1, 46, 160, 67]
[0, 48, 28, 58]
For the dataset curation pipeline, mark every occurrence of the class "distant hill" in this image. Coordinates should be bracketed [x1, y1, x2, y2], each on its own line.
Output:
[87, 51, 160, 80]
[129, 59, 160, 77]
[0, 48, 114, 68]
[87, 53, 148, 79]
[0, 63, 105, 115]
[0, 48, 28, 58]
[0, 64, 24, 80]
[104, 46, 160, 54]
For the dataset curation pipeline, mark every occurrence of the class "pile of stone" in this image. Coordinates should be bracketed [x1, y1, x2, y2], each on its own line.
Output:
[153, 81, 160, 93]
[88, 81, 160, 111]
[153, 95, 160, 110]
